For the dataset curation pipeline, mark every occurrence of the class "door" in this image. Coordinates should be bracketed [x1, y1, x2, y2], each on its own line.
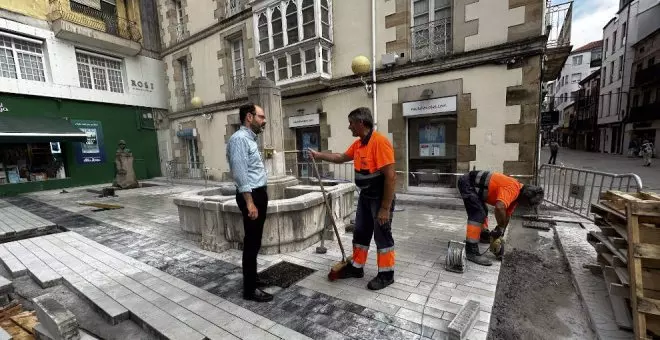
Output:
[407, 116, 457, 188]
[296, 126, 320, 178]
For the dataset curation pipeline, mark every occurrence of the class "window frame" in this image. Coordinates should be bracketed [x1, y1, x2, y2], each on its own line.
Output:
[572, 55, 582, 66]
[231, 38, 245, 77]
[0, 32, 47, 82]
[75, 49, 124, 93]
[174, 0, 184, 24]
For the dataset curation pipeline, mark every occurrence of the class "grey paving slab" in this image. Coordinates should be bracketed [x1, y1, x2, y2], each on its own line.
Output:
[0, 275, 12, 293]
[0, 244, 27, 277]
[3, 241, 61, 288]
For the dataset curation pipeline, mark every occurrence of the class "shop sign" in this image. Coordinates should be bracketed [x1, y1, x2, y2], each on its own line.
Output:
[71, 120, 105, 164]
[289, 113, 320, 128]
[130, 79, 155, 92]
[402, 96, 457, 117]
[0, 103, 8, 113]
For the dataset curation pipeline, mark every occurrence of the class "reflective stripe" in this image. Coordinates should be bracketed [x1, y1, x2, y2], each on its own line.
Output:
[352, 261, 365, 268]
[482, 172, 493, 201]
[475, 171, 484, 186]
[377, 250, 395, 269]
[353, 243, 369, 250]
[352, 245, 369, 266]
[467, 220, 483, 228]
[466, 224, 482, 241]
[378, 266, 394, 272]
[377, 246, 395, 253]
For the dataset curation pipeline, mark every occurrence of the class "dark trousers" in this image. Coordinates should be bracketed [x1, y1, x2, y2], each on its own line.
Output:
[236, 186, 268, 293]
[548, 150, 558, 164]
[458, 174, 488, 242]
[352, 194, 396, 272]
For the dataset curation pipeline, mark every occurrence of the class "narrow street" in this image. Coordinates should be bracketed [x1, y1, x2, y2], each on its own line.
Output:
[540, 147, 660, 192]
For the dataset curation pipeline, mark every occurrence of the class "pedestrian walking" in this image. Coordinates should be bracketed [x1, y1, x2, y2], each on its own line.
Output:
[548, 140, 559, 164]
[641, 139, 654, 167]
[308, 107, 397, 290]
[458, 170, 544, 266]
[226, 103, 272, 302]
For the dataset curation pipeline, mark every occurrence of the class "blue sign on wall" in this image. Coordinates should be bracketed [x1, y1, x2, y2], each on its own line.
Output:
[71, 119, 105, 164]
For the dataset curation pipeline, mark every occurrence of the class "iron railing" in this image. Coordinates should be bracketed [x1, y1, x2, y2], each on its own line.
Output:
[226, 0, 248, 18]
[49, 0, 142, 43]
[166, 160, 208, 186]
[230, 73, 247, 99]
[286, 161, 355, 183]
[538, 164, 642, 220]
[411, 17, 452, 61]
[545, 1, 572, 48]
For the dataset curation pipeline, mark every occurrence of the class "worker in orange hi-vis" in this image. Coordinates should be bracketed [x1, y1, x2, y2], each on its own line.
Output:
[458, 170, 544, 266]
[308, 107, 397, 291]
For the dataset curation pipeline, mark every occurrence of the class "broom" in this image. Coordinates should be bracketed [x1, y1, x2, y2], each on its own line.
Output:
[308, 153, 351, 281]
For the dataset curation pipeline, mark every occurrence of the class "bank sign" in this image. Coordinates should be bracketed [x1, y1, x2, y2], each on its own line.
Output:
[71, 120, 105, 164]
[402, 96, 457, 117]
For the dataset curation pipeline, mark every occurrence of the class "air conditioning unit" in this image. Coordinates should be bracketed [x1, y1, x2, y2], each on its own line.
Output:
[381, 53, 399, 67]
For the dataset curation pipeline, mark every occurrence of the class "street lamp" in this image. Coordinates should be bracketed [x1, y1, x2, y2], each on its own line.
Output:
[351, 55, 372, 94]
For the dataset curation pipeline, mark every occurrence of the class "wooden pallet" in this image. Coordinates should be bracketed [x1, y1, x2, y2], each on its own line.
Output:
[589, 190, 660, 339]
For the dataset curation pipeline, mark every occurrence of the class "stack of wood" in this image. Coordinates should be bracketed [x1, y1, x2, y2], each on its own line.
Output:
[588, 190, 660, 339]
[0, 301, 38, 339]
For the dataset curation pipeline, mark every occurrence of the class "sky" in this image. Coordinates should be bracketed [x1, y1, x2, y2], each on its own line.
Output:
[570, 0, 619, 48]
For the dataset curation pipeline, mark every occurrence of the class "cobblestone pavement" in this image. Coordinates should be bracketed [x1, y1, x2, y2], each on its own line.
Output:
[6, 183, 504, 340]
[540, 147, 660, 192]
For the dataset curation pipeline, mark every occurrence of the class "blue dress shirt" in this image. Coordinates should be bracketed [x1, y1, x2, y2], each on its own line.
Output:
[227, 126, 268, 193]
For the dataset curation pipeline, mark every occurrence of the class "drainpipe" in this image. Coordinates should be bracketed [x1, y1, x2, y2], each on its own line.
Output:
[371, 0, 378, 130]
[617, 2, 632, 154]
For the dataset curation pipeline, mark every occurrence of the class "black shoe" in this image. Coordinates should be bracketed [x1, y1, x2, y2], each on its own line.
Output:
[337, 263, 364, 279]
[367, 272, 394, 290]
[465, 242, 492, 266]
[243, 288, 273, 302]
[479, 229, 491, 244]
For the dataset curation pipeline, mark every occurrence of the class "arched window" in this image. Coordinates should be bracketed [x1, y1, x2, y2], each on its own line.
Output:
[302, 0, 315, 39]
[272, 7, 283, 49]
[286, 2, 299, 44]
[320, 0, 330, 40]
[258, 13, 269, 53]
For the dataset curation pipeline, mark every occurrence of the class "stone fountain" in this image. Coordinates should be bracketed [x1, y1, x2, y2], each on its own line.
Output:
[173, 78, 356, 254]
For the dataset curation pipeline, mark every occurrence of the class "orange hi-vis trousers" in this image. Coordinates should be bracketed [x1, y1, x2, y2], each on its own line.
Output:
[351, 194, 396, 272]
[458, 173, 489, 243]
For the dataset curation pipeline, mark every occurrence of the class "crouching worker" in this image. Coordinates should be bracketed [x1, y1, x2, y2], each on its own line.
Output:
[458, 170, 544, 266]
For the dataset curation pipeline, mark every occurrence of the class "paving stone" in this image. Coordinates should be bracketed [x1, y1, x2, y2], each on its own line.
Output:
[0, 245, 26, 277]
[447, 300, 480, 340]
[4, 242, 61, 288]
[33, 294, 80, 340]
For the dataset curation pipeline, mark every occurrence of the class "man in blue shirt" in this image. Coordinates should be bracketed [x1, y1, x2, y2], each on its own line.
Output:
[226, 103, 271, 302]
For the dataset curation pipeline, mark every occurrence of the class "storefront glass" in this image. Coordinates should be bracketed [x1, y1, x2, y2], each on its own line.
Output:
[0, 143, 67, 185]
[407, 116, 457, 188]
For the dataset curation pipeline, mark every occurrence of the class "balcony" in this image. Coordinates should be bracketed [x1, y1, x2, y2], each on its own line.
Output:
[48, 0, 141, 56]
[628, 102, 660, 123]
[411, 18, 452, 62]
[230, 73, 247, 99]
[634, 63, 660, 87]
[590, 58, 602, 68]
[175, 23, 186, 43]
[543, 2, 572, 81]
[226, 0, 248, 18]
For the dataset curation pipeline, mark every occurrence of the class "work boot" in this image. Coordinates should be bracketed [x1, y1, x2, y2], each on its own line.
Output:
[337, 263, 364, 279]
[465, 242, 492, 266]
[367, 271, 394, 290]
[480, 229, 491, 244]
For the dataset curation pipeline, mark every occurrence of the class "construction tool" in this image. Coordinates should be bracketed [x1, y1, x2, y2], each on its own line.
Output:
[308, 154, 351, 281]
[445, 240, 468, 273]
[78, 202, 123, 211]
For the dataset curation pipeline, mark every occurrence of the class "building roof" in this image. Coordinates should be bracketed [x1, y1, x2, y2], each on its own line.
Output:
[579, 69, 601, 85]
[572, 40, 603, 54]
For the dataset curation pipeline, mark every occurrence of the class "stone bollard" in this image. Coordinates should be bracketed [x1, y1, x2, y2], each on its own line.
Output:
[32, 294, 80, 340]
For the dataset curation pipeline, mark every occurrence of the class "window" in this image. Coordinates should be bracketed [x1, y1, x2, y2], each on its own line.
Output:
[265, 60, 274, 81]
[231, 39, 244, 77]
[618, 55, 623, 79]
[612, 31, 617, 53]
[572, 55, 583, 65]
[0, 33, 46, 82]
[605, 39, 608, 57]
[304, 48, 316, 74]
[291, 51, 301, 77]
[615, 87, 620, 113]
[607, 91, 612, 116]
[76, 51, 123, 92]
[602, 67, 606, 87]
[286, 2, 299, 45]
[322, 47, 329, 73]
[622, 22, 627, 46]
[174, 0, 184, 24]
[571, 73, 581, 83]
[649, 57, 655, 67]
[321, 0, 330, 40]
[187, 138, 200, 168]
[302, 0, 315, 39]
[258, 14, 269, 53]
[610, 61, 614, 83]
[277, 55, 287, 80]
[412, 0, 452, 60]
[179, 58, 191, 99]
[272, 8, 283, 49]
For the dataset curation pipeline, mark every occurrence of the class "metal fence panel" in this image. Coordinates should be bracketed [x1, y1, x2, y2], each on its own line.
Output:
[538, 164, 642, 220]
[165, 161, 208, 186]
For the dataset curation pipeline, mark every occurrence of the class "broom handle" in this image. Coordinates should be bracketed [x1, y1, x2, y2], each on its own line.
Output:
[310, 154, 347, 261]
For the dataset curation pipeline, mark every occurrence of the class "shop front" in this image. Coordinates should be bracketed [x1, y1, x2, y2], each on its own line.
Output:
[403, 96, 457, 189]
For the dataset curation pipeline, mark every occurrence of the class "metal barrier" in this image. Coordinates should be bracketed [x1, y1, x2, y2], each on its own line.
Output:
[538, 164, 643, 220]
[286, 161, 355, 183]
[165, 161, 208, 186]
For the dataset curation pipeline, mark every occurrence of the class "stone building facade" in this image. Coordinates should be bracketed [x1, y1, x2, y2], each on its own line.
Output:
[156, 0, 570, 190]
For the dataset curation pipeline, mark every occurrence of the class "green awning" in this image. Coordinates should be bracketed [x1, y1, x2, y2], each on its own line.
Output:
[0, 115, 88, 143]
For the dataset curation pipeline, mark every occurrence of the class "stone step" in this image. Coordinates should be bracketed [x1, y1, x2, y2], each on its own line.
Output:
[0, 232, 306, 340]
[0, 245, 27, 278]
